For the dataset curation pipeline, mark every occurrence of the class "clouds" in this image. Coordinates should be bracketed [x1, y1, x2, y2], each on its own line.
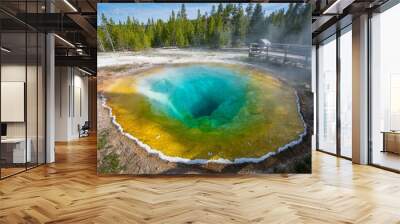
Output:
[98, 3, 289, 25]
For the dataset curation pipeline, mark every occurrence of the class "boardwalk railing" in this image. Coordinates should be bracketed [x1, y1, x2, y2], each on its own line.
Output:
[248, 43, 312, 69]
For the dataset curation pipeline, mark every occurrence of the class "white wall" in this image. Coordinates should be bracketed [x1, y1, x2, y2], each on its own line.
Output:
[72, 72, 89, 138]
[55, 66, 69, 141]
[0, 65, 41, 138]
[1, 65, 26, 138]
[1, 63, 46, 164]
[54, 67, 89, 141]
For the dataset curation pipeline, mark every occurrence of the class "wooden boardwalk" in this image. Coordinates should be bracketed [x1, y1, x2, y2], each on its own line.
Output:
[0, 135, 399, 223]
[248, 44, 311, 69]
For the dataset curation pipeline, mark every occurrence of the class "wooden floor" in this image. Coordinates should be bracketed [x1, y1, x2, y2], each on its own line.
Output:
[1, 167, 26, 178]
[372, 150, 400, 171]
[0, 136, 400, 224]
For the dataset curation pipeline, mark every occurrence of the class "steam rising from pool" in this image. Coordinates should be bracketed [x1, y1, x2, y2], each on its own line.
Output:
[137, 66, 248, 129]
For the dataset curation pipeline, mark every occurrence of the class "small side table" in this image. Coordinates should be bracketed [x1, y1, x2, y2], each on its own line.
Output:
[381, 131, 400, 154]
[1, 138, 31, 164]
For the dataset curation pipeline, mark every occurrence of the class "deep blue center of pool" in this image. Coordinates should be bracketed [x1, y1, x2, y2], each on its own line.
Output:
[140, 65, 249, 128]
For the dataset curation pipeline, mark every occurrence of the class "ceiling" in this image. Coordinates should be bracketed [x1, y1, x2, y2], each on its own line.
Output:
[0, 0, 395, 74]
[0, 0, 97, 74]
[311, 0, 391, 43]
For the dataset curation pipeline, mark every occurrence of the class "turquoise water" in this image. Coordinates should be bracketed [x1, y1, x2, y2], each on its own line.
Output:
[138, 65, 249, 129]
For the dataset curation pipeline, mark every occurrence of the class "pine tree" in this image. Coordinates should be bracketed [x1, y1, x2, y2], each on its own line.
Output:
[217, 3, 223, 15]
[245, 3, 253, 17]
[180, 4, 187, 19]
[232, 4, 246, 47]
[207, 16, 215, 46]
[248, 3, 265, 43]
[211, 5, 216, 16]
[213, 14, 224, 48]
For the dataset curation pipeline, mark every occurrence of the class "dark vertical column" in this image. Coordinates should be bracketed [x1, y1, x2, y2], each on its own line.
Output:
[25, 0, 28, 171]
[36, 0, 39, 167]
[69, 69, 71, 118]
[72, 68, 75, 118]
[367, 11, 373, 165]
[0, 21, 2, 179]
[44, 0, 47, 164]
[336, 28, 341, 157]
[316, 44, 320, 150]
[44, 25, 47, 164]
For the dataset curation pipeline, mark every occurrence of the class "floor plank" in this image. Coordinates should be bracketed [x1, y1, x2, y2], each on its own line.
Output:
[0, 135, 399, 224]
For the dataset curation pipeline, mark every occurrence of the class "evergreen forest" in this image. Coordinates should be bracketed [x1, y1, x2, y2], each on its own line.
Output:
[97, 3, 311, 52]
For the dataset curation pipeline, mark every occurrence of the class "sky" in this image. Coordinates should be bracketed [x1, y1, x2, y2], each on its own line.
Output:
[98, 3, 289, 25]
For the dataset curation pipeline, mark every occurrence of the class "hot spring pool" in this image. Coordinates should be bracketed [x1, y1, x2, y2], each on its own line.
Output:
[103, 64, 305, 163]
[137, 66, 248, 129]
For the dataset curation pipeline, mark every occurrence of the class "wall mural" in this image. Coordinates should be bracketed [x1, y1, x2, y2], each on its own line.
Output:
[97, 3, 312, 174]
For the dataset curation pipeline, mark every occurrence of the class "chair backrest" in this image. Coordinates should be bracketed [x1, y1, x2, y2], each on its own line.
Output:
[82, 121, 90, 129]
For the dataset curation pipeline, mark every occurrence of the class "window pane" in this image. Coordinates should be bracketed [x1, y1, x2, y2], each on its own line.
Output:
[371, 3, 400, 171]
[340, 29, 352, 158]
[27, 31, 38, 169]
[1, 31, 27, 177]
[318, 36, 337, 154]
